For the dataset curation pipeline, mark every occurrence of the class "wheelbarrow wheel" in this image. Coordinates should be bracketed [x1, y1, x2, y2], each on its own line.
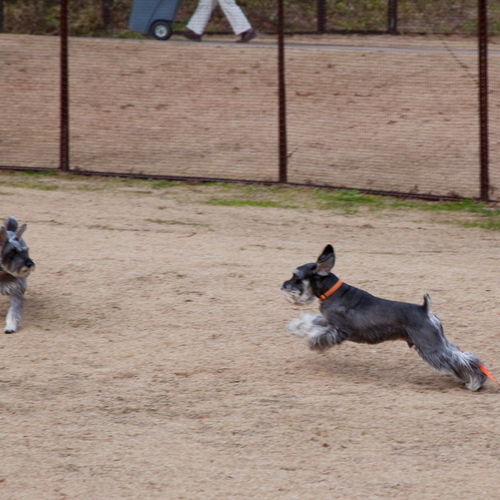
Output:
[151, 21, 173, 40]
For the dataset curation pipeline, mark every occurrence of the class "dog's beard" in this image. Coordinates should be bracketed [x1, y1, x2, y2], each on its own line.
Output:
[16, 266, 33, 278]
[1, 261, 33, 279]
[281, 280, 316, 306]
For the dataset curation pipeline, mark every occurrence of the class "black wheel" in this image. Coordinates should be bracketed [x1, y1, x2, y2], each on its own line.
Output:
[150, 21, 173, 41]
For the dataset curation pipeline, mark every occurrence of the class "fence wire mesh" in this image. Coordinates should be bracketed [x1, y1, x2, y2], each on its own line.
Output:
[0, 35, 60, 170]
[68, 37, 279, 180]
[285, 37, 481, 198]
[0, 0, 497, 199]
[490, 50, 500, 199]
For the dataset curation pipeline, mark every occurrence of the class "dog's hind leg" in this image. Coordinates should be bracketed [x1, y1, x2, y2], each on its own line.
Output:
[409, 325, 486, 391]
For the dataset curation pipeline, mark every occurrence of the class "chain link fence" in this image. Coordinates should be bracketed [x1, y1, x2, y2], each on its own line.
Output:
[0, 0, 497, 200]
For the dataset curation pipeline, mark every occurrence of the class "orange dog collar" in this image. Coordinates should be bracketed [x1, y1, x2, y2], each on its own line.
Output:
[319, 280, 343, 301]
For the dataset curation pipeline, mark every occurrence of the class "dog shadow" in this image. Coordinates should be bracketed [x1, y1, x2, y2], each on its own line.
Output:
[308, 345, 465, 393]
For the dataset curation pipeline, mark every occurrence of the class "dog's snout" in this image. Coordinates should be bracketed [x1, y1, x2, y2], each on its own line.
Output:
[25, 260, 34, 268]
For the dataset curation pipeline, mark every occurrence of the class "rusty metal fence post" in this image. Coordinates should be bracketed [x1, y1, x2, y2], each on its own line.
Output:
[387, 0, 398, 34]
[0, 0, 4, 33]
[317, 0, 326, 34]
[278, 0, 287, 183]
[102, 0, 113, 36]
[60, 0, 69, 172]
[478, 0, 489, 201]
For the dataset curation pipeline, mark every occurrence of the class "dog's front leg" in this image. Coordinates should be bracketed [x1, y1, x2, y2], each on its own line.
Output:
[286, 312, 345, 351]
[5, 292, 23, 333]
[307, 324, 346, 351]
[286, 313, 326, 338]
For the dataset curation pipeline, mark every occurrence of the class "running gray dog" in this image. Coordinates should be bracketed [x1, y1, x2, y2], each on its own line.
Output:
[0, 217, 35, 333]
[281, 244, 487, 391]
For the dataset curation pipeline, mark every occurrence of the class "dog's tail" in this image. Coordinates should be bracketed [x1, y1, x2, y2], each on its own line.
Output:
[422, 293, 444, 334]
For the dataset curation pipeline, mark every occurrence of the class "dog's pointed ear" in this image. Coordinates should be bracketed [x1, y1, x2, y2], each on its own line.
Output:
[15, 224, 27, 241]
[318, 245, 334, 260]
[0, 227, 7, 247]
[315, 245, 335, 276]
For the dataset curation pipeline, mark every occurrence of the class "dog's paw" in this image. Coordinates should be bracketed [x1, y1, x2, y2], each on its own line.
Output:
[286, 317, 308, 337]
[286, 313, 322, 338]
[5, 320, 17, 334]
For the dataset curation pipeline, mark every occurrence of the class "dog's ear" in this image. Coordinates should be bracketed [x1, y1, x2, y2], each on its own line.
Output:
[315, 245, 335, 276]
[318, 244, 334, 260]
[15, 224, 27, 241]
[0, 227, 7, 247]
[4, 217, 18, 232]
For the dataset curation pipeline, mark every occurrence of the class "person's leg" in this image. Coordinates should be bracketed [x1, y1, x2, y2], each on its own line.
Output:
[217, 0, 252, 35]
[186, 0, 217, 36]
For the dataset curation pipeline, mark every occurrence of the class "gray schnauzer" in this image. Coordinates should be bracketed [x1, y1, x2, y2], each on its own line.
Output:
[0, 217, 35, 333]
[281, 244, 489, 391]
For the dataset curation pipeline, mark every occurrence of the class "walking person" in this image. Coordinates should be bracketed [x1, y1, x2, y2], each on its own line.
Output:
[184, 0, 256, 43]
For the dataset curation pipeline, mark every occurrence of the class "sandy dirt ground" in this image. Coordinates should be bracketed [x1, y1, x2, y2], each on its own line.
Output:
[0, 173, 499, 499]
[1, 34, 499, 198]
